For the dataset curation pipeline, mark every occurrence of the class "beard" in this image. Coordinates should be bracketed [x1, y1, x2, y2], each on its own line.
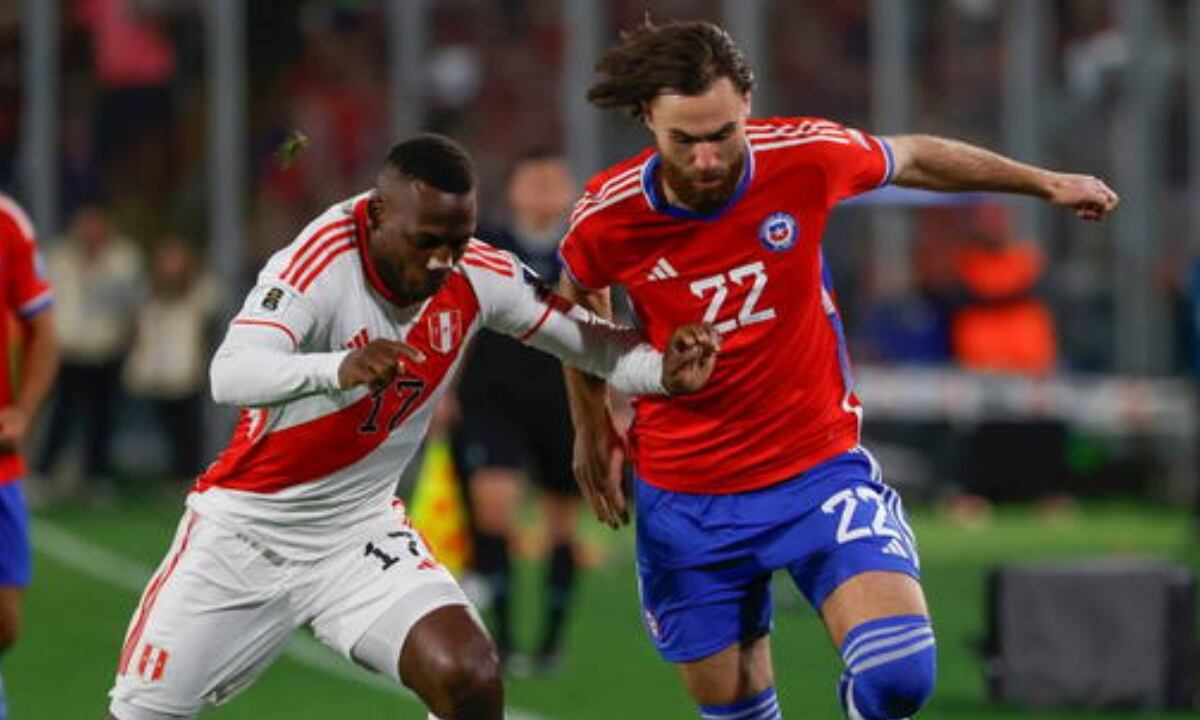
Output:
[660, 149, 745, 215]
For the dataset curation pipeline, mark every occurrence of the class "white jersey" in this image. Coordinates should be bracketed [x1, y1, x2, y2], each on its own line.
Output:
[189, 193, 663, 560]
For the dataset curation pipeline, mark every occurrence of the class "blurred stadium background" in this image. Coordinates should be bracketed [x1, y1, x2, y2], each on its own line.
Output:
[3, 0, 1200, 718]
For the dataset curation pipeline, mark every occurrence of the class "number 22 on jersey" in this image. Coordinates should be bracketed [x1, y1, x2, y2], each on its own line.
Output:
[689, 261, 776, 334]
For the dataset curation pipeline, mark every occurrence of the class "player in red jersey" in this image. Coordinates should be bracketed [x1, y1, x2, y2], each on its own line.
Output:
[559, 20, 1118, 720]
[0, 194, 59, 720]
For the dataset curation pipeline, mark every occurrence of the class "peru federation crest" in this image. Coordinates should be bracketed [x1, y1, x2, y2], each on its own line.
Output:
[758, 211, 798, 252]
[427, 310, 462, 355]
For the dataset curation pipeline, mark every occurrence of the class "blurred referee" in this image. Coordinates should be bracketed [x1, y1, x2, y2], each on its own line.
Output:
[453, 150, 581, 673]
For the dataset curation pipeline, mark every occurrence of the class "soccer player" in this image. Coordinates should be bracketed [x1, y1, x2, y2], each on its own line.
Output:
[0, 193, 59, 720]
[558, 20, 1118, 720]
[106, 134, 719, 720]
[453, 150, 584, 672]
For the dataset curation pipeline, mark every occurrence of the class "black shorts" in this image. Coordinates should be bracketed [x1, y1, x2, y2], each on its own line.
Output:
[453, 389, 578, 497]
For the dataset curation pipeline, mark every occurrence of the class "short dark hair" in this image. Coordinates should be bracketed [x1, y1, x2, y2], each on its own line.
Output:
[384, 134, 476, 194]
[587, 19, 754, 121]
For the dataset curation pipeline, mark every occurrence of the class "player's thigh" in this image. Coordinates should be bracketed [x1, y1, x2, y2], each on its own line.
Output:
[109, 512, 298, 720]
[634, 479, 773, 668]
[468, 467, 524, 534]
[307, 509, 474, 684]
[784, 449, 926, 633]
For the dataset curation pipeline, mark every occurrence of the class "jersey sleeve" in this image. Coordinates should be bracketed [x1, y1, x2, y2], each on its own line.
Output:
[211, 281, 347, 407]
[469, 256, 666, 395]
[1, 209, 54, 318]
[558, 201, 612, 291]
[804, 119, 895, 204]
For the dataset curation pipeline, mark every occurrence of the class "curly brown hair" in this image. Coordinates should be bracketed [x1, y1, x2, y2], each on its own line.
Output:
[587, 19, 755, 121]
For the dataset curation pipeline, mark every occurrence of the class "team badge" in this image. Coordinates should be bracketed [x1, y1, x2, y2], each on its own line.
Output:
[758, 212, 798, 252]
[427, 310, 462, 355]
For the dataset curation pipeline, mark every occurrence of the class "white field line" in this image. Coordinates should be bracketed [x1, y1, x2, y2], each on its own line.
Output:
[32, 519, 547, 720]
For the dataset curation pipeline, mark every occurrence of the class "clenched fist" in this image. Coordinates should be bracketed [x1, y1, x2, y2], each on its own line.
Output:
[338, 339, 425, 391]
[661, 323, 720, 394]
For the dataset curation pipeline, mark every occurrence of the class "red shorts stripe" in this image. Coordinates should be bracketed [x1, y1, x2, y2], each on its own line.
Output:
[118, 513, 199, 676]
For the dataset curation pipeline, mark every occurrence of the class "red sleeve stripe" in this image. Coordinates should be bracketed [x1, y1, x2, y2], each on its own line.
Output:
[297, 242, 357, 291]
[279, 218, 355, 283]
[465, 240, 511, 263]
[517, 302, 556, 342]
[282, 229, 355, 286]
[231, 319, 299, 348]
[462, 256, 515, 277]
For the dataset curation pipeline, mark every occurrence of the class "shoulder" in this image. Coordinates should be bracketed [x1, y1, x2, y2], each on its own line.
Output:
[567, 149, 655, 235]
[460, 238, 519, 281]
[747, 116, 869, 155]
[262, 194, 363, 295]
[0, 194, 36, 247]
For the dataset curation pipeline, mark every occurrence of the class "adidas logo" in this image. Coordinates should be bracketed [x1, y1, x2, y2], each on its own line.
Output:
[882, 539, 909, 559]
[645, 257, 679, 282]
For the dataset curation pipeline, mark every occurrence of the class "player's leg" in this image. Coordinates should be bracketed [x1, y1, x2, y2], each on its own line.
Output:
[634, 478, 782, 718]
[822, 573, 933, 720]
[0, 480, 31, 720]
[468, 466, 521, 660]
[456, 407, 525, 661]
[535, 491, 577, 668]
[787, 449, 935, 720]
[312, 507, 501, 720]
[529, 400, 581, 669]
[107, 511, 299, 720]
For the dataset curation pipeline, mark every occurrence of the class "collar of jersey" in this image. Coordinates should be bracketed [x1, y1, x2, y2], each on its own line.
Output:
[641, 143, 755, 221]
[352, 195, 408, 307]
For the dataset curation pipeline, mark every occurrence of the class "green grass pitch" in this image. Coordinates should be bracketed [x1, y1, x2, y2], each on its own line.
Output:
[7, 499, 1198, 719]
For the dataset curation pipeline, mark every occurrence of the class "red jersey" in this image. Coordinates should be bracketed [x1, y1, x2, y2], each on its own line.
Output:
[0, 194, 54, 485]
[559, 117, 893, 494]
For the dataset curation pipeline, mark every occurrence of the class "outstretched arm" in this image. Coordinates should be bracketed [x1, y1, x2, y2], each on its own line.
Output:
[885, 134, 1120, 221]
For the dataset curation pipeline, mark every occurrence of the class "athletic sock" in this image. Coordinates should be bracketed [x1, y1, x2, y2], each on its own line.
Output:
[700, 686, 782, 720]
[539, 542, 576, 659]
[474, 532, 512, 657]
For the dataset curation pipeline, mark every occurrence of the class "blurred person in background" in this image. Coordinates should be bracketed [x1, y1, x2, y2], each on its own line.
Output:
[453, 150, 581, 673]
[561, 19, 1118, 720]
[0, 194, 59, 720]
[949, 203, 1057, 375]
[34, 198, 143, 502]
[123, 237, 221, 488]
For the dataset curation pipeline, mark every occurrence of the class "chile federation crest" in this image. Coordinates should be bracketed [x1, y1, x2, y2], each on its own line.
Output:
[758, 212, 798, 252]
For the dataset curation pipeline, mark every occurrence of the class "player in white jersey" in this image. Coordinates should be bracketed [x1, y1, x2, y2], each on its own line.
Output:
[107, 134, 720, 720]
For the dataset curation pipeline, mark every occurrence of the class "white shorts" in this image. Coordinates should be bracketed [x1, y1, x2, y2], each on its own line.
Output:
[108, 506, 470, 720]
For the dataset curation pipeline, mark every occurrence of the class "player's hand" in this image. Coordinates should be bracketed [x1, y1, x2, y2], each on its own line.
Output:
[572, 415, 628, 529]
[0, 406, 29, 452]
[662, 323, 720, 394]
[1043, 172, 1119, 221]
[338, 339, 425, 391]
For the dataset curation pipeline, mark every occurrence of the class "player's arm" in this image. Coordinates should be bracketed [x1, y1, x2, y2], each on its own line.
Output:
[0, 308, 59, 452]
[210, 284, 424, 407]
[885, 134, 1120, 221]
[523, 290, 718, 397]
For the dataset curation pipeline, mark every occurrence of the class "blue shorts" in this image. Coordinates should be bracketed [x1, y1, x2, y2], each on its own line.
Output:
[0, 481, 29, 587]
[634, 448, 920, 663]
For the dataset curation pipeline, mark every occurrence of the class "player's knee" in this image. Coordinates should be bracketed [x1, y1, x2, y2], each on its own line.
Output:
[0, 611, 19, 653]
[839, 615, 936, 719]
[425, 647, 502, 717]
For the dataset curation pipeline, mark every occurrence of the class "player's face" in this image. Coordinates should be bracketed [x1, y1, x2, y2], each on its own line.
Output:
[372, 171, 475, 306]
[645, 77, 750, 214]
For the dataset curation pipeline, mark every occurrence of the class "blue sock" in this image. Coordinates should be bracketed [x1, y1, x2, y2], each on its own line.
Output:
[700, 686, 782, 720]
[0, 668, 7, 720]
[838, 615, 936, 720]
